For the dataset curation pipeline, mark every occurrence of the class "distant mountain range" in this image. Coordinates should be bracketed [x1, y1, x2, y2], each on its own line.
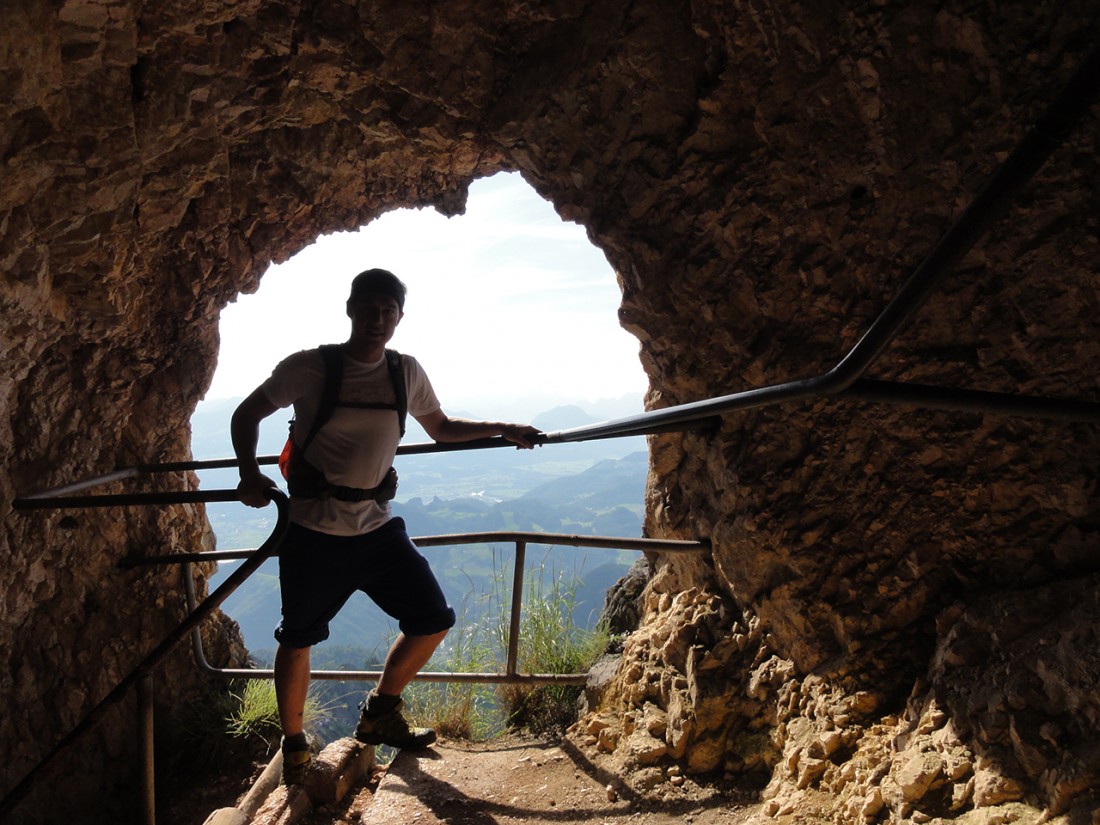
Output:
[194, 394, 649, 659]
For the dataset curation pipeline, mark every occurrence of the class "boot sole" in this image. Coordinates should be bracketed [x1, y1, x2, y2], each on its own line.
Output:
[355, 730, 437, 749]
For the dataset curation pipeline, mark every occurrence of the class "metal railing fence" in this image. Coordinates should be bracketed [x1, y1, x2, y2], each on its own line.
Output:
[2, 489, 291, 823]
[6, 481, 706, 824]
[171, 530, 707, 686]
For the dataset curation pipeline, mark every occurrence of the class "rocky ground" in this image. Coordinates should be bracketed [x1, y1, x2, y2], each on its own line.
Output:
[323, 733, 760, 825]
[165, 732, 761, 825]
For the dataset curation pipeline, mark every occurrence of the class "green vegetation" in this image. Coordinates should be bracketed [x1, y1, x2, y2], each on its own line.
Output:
[177, 678, 337, 757]
[496, 563, 609, 735]
[222, 679, 282, 741]
[399, 555, 609, 740]
[223, 679, 337, 746]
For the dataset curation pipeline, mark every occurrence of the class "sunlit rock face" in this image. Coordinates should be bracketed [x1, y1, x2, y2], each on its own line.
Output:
[2, 2, 1097, 822]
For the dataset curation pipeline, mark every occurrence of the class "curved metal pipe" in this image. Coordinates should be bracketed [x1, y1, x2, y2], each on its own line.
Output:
[0, 490, 290, 820]
[541, 46, 1100, 444]
[825, 44, 1100, 391]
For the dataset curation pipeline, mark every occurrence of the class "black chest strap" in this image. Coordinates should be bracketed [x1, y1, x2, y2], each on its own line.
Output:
[298, 345, 406, 454]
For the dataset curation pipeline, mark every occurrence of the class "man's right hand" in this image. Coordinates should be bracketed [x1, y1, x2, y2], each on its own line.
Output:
[231, 388, 283, 508]
[237, 471, 280, 508]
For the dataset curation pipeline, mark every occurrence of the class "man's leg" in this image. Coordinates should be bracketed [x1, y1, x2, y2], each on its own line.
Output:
[355, 629, 448, 749]
[377, 630, 448, 696]
[274, 643, 312, 736]
[355, 518, 456, 749]
[274, 643, 313, 784]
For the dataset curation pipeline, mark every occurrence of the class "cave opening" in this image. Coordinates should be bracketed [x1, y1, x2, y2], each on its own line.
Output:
[199, 171, 648, 416]
[188, 171, 652, 739]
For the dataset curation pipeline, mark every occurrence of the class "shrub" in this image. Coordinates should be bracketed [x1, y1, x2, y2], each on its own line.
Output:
[496, 559, 608, 735]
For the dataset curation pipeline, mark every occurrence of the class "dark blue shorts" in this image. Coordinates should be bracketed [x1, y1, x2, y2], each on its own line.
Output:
[274, 517, 456, 649]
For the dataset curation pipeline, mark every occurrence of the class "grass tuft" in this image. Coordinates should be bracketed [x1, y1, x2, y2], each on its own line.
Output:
[220, 679, 337, 746]
[497, 561, 608, 734]
[402, 550, 608, 739]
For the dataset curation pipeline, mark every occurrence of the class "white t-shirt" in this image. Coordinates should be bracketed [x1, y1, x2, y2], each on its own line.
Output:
[261, 347, 441, 536]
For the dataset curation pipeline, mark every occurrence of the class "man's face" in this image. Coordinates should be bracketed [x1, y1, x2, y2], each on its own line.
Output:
[347, 293, 403, 346]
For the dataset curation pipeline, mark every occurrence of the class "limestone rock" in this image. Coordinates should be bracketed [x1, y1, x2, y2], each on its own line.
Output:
[602, 555, 651, 639]
[202, 810, 249, 825]
[891, 752, 944, 805]
[624, 728, 668, 767]
[304, 738, 374, 807]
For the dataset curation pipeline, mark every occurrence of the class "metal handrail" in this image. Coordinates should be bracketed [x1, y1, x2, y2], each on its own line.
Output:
[81, 49, 1099, 508]
[541, 44, 1100, 443]
[6, 483, 704, 820]
[0, 489, 291, 821]
[168, 530, 707, 686]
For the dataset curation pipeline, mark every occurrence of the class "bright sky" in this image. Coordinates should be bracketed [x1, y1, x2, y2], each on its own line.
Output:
[205, 172, 648, 417]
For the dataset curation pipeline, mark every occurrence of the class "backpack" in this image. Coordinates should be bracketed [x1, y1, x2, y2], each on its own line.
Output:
[277, 345, 407, 501]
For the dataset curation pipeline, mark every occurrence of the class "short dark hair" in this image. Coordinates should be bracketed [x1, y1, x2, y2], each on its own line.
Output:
[347, 268, 406, 310]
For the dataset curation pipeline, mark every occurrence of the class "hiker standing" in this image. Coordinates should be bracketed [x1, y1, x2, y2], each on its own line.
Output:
[231, 268, 541, 784]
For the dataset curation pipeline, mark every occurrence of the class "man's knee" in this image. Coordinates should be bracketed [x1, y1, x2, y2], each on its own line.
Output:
[399, 605, 456, 637]
[275, 620, 330, 648]
[275, 643, 312, 661]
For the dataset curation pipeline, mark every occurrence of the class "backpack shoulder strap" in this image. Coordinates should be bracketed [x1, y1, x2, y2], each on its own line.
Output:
[299, 344, 344, 453]
[385, 348, 407, 437]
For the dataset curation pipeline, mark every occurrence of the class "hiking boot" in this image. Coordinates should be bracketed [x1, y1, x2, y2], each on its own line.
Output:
[281, 744, 312, 786]
[355, 697, 436, 749]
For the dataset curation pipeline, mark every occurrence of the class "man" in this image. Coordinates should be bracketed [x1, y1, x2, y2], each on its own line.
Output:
[232, 268, 540, 784]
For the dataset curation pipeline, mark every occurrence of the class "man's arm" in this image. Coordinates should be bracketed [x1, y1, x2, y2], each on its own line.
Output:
[231, 387, 282, 507]
[415, 409, 541, 449]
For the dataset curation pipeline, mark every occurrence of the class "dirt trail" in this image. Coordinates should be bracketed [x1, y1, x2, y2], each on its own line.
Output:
[339, 734, 760, 825]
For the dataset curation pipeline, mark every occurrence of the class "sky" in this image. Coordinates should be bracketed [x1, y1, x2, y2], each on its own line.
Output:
[204, 172, 648, 419]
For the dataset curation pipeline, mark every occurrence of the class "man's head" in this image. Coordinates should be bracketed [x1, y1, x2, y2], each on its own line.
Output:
[345, 269, 405, 354]
[347, 268, 407, 313]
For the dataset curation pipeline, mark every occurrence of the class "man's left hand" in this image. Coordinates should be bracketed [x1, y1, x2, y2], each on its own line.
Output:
[501, 424, 542, 449]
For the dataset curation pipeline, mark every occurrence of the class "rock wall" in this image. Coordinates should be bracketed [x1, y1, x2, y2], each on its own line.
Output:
[2, 2, 1097, 823]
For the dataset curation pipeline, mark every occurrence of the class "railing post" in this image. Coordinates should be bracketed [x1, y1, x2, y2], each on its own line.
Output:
[505, 540, 526, 677]
[138, 675, 155, 825]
